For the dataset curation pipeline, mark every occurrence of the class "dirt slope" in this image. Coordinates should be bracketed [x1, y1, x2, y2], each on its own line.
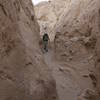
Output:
[44, 44, 97, 100]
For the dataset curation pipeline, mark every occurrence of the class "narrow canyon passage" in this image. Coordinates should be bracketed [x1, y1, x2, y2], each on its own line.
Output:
[43, 45, 95, 100]
[0, 0, 99, 100]
[35, 0, 100, 99]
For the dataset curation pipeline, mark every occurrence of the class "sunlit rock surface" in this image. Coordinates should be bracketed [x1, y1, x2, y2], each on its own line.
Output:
[35, 0, 69, 41]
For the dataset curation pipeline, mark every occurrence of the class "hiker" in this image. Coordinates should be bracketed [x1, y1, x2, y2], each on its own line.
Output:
[42, 33, 50, 52]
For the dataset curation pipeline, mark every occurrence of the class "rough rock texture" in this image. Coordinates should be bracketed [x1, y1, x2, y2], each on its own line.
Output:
[0, 0, 57, 100]
[35, 0, 68, 41]
[54, 0, 100, 60]
[53, 0, 100, 99]
[95, 7, 100, 94]
[53, 0, 100, 63]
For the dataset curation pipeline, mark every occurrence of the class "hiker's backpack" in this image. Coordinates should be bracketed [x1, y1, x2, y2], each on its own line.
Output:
[43, 34, 49, 41]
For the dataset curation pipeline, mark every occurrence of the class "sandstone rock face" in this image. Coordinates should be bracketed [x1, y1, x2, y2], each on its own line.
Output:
[0, 0, 57, 100]
[35, 0, 69, 41]
[95, 9, 100, 94]
[53, 0, 100, 99]
[54, 0, 100, 61]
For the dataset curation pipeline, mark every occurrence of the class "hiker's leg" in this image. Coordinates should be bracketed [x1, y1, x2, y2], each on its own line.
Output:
[44, 41, 48, 52]
[43, 41, 46, 51]
[44, 43, 46, 51]
[46, 42, 48, 52]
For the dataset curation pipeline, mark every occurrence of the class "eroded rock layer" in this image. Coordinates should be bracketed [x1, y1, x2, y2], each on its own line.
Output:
[35, 0, 69, 41]
[0, 0, 57, 100]
[53, 0, 100, 99]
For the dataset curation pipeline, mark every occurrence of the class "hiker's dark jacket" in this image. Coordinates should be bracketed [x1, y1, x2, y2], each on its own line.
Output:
[43, 34, 49, 41]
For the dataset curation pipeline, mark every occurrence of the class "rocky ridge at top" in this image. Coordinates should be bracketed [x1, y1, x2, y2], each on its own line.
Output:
[35, 0, 70, 40]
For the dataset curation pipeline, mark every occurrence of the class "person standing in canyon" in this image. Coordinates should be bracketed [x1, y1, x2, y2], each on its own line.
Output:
[42, 33, 50, 52]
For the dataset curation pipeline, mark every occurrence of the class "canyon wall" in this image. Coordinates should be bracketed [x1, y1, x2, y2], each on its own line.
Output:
[35, 0, 69, 40]
[53, 0, 100, 99]
[54, 0, 99, 61]
[0, 0, 57, 100]
[95, 6, 100, 94]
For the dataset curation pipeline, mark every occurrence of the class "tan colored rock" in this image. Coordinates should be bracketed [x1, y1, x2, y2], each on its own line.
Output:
[95, 36, 100, 93]
[35, 0, 69, 41]
[53, 0, 100, 99]
[0, 0, 57, 100]
[78, 89, 99, 100]
[54, 0, 99, 61]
